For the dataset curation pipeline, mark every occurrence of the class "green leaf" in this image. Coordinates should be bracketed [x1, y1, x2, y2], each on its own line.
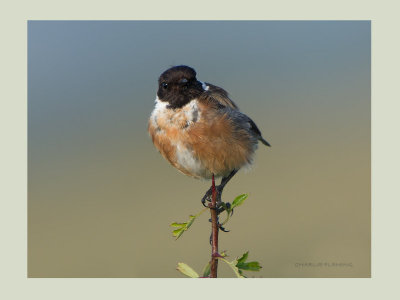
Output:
[202, 262, 211, 278]
[235, 251, 262, 273]
[216, 257, 244, 278]
[170, 216, 197, 240]
[231, 194, 248, 209]
[237, 261, 262, 271]
[172, 228, 185, 239]
[215, 251, 260, 278]
[170, 208, 208, 240]
[237, 251, 249, 264]
[242, 261, 262, 271]
[170, 222, 185, 227]
[176, 263, 199, 278]
[186, 215, 196, 229]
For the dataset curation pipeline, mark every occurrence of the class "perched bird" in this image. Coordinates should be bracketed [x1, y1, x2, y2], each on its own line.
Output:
[148, 65, 270, 206]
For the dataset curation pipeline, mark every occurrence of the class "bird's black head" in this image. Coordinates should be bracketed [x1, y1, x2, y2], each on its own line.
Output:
[157, 65, 204, 109]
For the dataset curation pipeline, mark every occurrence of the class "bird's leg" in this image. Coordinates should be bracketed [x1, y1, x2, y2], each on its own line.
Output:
[206, 170, 239, 237]
[217, 169, 238, 202]
[201, 169, 238, 211]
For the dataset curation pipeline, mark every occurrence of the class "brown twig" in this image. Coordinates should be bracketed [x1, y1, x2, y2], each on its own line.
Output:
[209, 174, 219, 278]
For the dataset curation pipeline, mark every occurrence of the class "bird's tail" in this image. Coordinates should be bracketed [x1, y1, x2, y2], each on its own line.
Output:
[259, 137, 271, 147]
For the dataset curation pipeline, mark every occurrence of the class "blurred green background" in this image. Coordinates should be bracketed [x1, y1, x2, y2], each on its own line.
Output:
[28, 21, 370, 277]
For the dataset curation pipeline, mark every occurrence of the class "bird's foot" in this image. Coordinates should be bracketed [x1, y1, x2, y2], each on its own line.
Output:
[201, 185, 223, 207]
[208, 212, 230, 235]
[203, 193, 233, 216]
[209, 222, 230, 244]
[218, 223, 230, 232]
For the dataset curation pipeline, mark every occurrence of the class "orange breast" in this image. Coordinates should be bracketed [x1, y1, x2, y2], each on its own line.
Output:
[148, 99, 257, 179]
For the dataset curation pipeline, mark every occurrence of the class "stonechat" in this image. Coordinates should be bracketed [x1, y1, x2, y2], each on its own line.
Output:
[148, 65, 270, 206]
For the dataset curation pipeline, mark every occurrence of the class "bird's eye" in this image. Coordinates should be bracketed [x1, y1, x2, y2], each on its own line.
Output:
[162, 82, 168, 89]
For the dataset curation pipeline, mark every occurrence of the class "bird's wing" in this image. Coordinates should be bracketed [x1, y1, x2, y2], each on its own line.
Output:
[247, 117, 271, 147]
[200, 83, 239, 110]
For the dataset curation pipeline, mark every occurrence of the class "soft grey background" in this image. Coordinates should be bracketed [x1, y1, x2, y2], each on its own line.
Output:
[28, 21, 370, 277]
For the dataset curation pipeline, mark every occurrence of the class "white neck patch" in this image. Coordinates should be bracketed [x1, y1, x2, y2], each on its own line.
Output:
[200, 81, 210, 91]
[150, 96, 201, 128]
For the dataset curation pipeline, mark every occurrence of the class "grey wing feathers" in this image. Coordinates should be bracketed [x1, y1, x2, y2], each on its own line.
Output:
[204, 83, 239, 110]
[201, 83, 271, 147]
[247, 118, 271, 147]
[227, 109, 271, 148]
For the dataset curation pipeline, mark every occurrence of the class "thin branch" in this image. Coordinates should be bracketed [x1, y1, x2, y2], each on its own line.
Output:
[209, 174, 219, 278]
